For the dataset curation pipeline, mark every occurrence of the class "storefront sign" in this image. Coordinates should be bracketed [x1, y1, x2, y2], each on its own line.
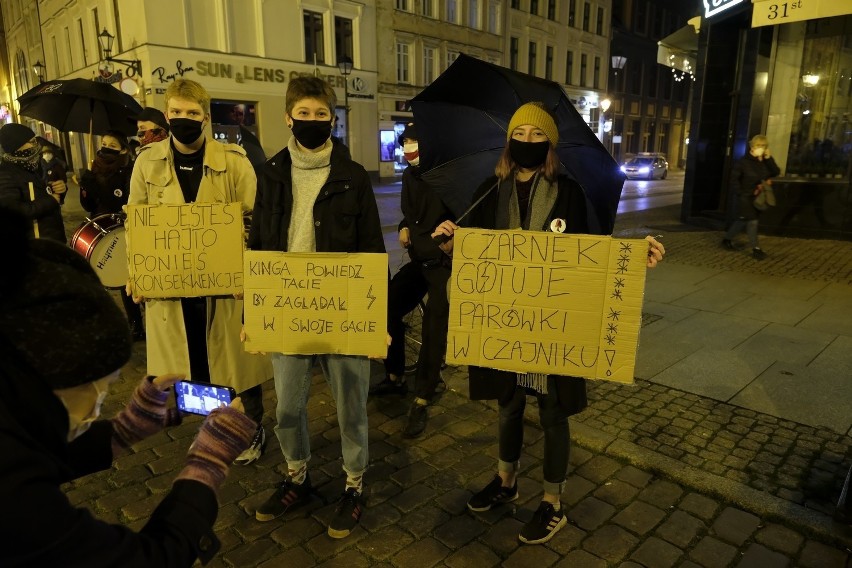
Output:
[704, 0, 746, 19]
[196, 61, 287, 83]
[751, 0, 852, 28]
[152, 60, 195, 83]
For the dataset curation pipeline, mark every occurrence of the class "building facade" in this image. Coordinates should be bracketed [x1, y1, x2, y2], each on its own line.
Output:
[3, 0, 379, 175]
[609, 0, 696, 167]
[682, 0, 852, 240]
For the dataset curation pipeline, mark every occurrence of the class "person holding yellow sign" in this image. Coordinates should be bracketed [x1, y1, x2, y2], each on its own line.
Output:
[128, 79, 271, 467]
[248, 76, 385, 539]
[432, 102, 665, 545]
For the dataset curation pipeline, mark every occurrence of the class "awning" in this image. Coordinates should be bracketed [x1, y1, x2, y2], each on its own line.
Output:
[657, 23, 699, 74]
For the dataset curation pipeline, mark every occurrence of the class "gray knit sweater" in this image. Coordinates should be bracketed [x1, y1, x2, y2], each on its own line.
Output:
[287, 137, 332, 252]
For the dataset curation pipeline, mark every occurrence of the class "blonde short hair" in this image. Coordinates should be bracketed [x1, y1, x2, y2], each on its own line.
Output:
[164, 79, 211, 115]
[749, 135, 768, 148]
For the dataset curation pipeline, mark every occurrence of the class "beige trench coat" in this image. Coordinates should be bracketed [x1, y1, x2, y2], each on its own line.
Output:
[128, 137, 272, 393]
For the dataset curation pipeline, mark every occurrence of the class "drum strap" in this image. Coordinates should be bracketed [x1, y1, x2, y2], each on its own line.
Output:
[28, 182, 39, 239]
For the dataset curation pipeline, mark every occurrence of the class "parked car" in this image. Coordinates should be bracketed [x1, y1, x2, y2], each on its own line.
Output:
[621, 153, 669, 180]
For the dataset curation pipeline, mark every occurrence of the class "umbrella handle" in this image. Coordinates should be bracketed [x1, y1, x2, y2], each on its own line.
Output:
[431, 181, 499, 245]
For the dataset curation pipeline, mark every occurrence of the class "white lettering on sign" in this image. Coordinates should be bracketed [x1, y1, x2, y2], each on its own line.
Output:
[704, 0, 746, 18]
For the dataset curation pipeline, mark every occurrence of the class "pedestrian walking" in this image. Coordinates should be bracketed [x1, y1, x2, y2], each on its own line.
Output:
[722, 134, 780, 260]
[431, 102, 665, 544]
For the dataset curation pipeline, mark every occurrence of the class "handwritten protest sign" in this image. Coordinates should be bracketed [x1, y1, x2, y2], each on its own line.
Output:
[447, 229, 648, 384]
[126, 202, 245, 298]
[243, 251, 388, 357]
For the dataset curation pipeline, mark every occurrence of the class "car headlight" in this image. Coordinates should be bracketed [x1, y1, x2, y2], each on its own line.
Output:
[620, 166, 627, 173]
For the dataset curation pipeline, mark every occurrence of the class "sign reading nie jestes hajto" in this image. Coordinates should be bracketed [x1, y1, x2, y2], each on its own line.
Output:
[126, 202, 245, 298]
[446, 229, 648, 384]
[243, 251, 388, 357]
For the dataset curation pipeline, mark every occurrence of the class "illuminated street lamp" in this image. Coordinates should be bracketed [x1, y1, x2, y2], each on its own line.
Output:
[32, 60, 46, 84]
[97, 28, 142, 77]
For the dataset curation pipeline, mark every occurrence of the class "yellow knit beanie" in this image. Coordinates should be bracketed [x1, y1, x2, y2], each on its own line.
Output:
[506, 102, 559, 145]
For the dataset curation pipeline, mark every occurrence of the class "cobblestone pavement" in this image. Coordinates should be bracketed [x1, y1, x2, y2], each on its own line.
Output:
[57, 188, 852, 566]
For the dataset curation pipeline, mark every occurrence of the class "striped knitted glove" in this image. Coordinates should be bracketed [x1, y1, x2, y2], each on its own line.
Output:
[111, 377, 181, 455]
[175, 406, 256, 492]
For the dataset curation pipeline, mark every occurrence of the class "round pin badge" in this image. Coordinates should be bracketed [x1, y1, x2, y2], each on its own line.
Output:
[114, 189, 123, 197]
[550, 218, 566, 233]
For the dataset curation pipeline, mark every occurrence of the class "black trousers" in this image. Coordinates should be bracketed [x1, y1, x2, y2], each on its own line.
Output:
[499, 387, 570, 487]
[180, 298, 264, 424]
[385, 260, 450, 400]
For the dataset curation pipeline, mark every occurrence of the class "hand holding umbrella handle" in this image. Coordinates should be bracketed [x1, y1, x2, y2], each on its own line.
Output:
[431, 181, 499, 245]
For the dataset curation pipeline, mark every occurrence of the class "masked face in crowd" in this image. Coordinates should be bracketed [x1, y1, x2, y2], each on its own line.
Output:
[402, 139, 420, 166]
[287, 98, 333, 151]
[509, 125, 551, 169]
[136, 120, 169, 147]
[53, 371, 119, 442]
[167, 97, 208, 146]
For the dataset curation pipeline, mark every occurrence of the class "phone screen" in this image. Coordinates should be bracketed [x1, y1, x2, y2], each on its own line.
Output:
[174, 380, 235, 416]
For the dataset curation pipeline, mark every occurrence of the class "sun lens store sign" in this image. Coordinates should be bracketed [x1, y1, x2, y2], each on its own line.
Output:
[703, 0, 746, 18]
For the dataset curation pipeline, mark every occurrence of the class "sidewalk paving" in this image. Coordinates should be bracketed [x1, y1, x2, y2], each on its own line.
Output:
[56, 182, 852, 566]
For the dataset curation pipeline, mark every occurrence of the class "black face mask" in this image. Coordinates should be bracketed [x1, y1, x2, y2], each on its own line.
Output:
[169, 118, 205, 145]
[509, 139, 550, 169]
[98, 147, 122, 157]
[290, 119, 332, 150]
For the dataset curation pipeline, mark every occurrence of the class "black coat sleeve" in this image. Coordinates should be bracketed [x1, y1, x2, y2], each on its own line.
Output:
[0, 169, 60, 222]
[78, 170, 99, 214]
[354, 168, 386, 254]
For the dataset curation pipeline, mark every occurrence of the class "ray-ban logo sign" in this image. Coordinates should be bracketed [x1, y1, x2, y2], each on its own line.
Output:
[703, 0, 745, 18]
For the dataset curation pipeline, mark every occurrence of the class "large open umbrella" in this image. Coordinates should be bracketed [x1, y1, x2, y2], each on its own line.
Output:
[18, 79, 142, 137]
[410, 54, 623, 234]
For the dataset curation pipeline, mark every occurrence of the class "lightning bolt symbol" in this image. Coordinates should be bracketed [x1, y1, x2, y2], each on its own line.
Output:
[366, 285, 376, 309]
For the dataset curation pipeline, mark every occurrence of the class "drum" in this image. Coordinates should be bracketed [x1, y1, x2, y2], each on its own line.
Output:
[70, 213, 128, 289]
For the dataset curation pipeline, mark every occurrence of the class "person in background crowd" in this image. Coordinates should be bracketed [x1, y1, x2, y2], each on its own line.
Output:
[431, 102, 665, 545]
[248, 76, 385, 539]
[133, 107, 170, 149]
[370, 122, 452, 439]
[0, 123, 66, 242]
[0, 205, 256, 567]
[129, 78, 271, 466]
[41, 144, 67, 193]
[79, 130, 144, 341]
[721, 134, 780, 260]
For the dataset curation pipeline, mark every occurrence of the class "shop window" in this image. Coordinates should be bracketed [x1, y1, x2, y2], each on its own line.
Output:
[778, 17, 852, 179]
[211, 100, 258, 144]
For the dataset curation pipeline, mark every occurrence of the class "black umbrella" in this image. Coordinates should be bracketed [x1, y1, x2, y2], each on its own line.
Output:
[18, 79, 142, 136]
[410, 54, 623, 234]
[238, 125, 266, 169]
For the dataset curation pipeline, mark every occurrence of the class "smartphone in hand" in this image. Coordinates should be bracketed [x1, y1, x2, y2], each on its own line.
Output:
[174, 380, 236, 416]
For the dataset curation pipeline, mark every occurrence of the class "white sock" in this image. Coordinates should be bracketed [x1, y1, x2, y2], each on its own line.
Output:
[288, 462, 307, 485]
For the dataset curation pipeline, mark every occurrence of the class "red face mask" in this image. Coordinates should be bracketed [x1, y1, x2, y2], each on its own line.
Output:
[138, 128, 169, 147]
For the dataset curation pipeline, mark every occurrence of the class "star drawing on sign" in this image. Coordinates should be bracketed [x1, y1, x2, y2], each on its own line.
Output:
[619, 242, 632, 253]
[608, 308, 621, 321]
[607, 323, 618, 333]
[611, 288, 623, 301]
[605, 334, 616, 345]
[613, 277, 625, 288]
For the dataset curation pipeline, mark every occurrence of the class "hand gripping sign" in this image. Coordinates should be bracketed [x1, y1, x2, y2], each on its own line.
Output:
[446, 229, 648, 384]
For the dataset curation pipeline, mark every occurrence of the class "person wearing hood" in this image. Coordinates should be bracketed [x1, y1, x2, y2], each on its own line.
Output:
[431, 102, 665, 545]
[248, 76, 385, 538]
[133, 106, 171, 150]
[0, 123, 66, 242]
[0, 205, 256, 567]
[128, 78, 272, 467]
[40, 143, 68, 193]
[369, 122, 454, 439]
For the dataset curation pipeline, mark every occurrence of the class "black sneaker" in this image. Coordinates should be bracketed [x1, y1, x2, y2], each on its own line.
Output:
[327, 488, 365, 539]
[519, 501, 567, 544]
[255, 476, 313, 522]
[369, 376, 407, 396]
[721, 239, 738, 251]
[467, 475, 519, 512]
[403, 402, 428, 438]
[752, 247, 767, 260]
[234, 426, 266, 466]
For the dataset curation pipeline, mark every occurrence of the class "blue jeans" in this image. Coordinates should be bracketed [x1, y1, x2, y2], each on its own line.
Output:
[270, 353, 369, 476]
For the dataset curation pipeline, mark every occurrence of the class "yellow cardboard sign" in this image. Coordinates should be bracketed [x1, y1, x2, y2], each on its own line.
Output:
[446, 229, 648, 384]
[125, 203, 245, 298]
[243, 251, 388, 357]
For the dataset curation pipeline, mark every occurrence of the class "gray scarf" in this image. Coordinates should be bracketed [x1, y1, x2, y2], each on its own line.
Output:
[495, 171, 559, 394]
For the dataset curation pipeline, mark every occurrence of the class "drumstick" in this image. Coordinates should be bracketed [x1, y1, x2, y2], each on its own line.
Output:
[28, 182, 39, 239]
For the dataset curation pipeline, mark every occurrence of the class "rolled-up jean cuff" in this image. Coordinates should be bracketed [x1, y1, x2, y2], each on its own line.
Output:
[498, 459, 520, 474]
[543, 479, 564, 497]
